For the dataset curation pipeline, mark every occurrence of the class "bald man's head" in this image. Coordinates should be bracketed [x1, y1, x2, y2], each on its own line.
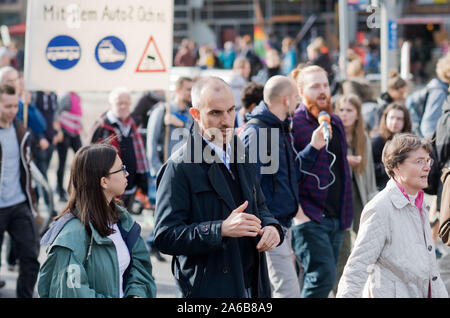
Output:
[263, 75, 296, 106]
[189, 76, 236, 146]
[191, 76, 233, 110]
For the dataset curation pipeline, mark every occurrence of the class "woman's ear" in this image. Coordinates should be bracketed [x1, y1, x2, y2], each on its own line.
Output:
[100, 176, 108, 190]
[393, 165, 401, 178]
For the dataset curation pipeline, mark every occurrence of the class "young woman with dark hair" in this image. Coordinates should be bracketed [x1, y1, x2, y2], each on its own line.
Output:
[334, 94, 378, 293]
[38, 144, 156, 298]
[371, 102, 412, 190]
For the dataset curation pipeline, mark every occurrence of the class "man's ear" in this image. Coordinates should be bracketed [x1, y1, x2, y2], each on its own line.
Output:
[298, 87, 304, 99]
[189, 107, 200, 121]
[100, 176, 108, 190]
[284, 96, 291, 108]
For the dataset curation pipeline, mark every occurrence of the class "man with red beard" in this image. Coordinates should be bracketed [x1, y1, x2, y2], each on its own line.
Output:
[291, 65, 354, 298]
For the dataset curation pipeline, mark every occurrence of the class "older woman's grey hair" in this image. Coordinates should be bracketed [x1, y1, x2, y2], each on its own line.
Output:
[381, 133, 432, 178]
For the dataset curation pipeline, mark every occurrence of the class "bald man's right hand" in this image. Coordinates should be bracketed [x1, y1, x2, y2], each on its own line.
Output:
[221, 201, 262, 238]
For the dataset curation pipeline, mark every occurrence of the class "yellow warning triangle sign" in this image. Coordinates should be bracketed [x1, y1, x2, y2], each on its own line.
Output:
[136, 36, 166, 73]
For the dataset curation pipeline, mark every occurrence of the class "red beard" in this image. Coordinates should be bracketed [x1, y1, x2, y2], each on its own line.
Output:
[304, 95, 333, 119]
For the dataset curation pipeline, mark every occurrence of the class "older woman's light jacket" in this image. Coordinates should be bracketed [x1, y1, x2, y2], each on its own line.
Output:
[337, 179, 448, 298]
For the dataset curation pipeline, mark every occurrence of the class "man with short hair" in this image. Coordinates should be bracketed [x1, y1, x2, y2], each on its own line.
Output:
[292, 65, 354, 298]
[0, 84, 40, 297]
[235, 81, 263, 129]
[240, 75, 328, 297]
[145, 77, 193, 261]
[90, 87, 149, 211]
[153, 76, 283, 298]
[145, 77, 194, 261]
[146, 77, 193, 177]
[0, 66, 47, 149]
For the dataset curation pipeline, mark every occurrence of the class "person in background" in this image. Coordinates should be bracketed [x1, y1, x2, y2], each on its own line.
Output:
[340, 59, 379, 135]
[334, 94, 378, 293]
[131, 90, 165, 146]
[238, 35, 263, 78]
[0, 67, 47, 149]
[219, 41, 236, 70]
[54, 91, 83, 202]
[228, 57, 251, 111]
[146, 77, 193, 178]
[364, 37, 380, 74]
[33, 91, 62, 187]
[252, 49, 282, 85]
[417, 52, 450, 139]
[306, 37, 335, 92]
[38, 144, 156, 298]
[371, 102, 412, 191]
[337, 133, 448, 298]
[197, 45, 219, 69]
[130, 89, 166, 212]
[0, 84, 40, 298]
[174, 38, 197, 67]
[145, 77, 193, 262]
[90, 87, 149, 212]
[235, 82, 264, 130]
[281, 37, 297, 76]
[376, 70, 408, 125]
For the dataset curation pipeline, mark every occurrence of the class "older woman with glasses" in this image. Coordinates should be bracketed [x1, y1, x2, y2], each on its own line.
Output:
[337, 133, 448, 298]
[38, 144, 156, 298]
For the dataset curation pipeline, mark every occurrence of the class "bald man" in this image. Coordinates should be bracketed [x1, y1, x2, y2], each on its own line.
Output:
[153, 76, 283, 298]
[239, 75, 328, 297]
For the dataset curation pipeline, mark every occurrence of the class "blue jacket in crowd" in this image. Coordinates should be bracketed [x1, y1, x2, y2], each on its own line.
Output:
[240, 101, 319, 228]
[420, 78, 449, 139]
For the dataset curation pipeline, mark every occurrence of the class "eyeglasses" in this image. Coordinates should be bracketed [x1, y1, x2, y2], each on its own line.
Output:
[404, 158, 434, 167]
[108, 165, 127, 175]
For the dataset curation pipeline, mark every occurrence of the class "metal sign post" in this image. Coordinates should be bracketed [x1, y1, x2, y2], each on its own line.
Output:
[339, 0, 349, 81]
[380, 0, 398, 92]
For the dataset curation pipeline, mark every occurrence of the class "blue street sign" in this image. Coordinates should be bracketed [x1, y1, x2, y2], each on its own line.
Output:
[95, 36, 127, 70]
[46, 35, 81, 70]
[388, 20, 398, 50]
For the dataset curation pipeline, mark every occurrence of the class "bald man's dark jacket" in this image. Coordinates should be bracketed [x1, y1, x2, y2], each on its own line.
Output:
[153, 124, 283, 298]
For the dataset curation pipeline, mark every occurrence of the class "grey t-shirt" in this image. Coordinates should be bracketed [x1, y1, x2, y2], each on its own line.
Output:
[0, 125, 26, 208]
[146, 102, 193, 176]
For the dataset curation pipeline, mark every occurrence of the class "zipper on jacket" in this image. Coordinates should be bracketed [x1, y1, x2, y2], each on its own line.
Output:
[19, 131, 37, 217]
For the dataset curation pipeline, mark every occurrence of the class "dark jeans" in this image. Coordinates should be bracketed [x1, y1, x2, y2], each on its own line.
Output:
[33, 144, 55, 205]
[0, 201, 40, 298]
[56, 132, 82, 192]
[7, 237, 17, 266]
[291, 216, 344, 298]
[33, 144, 54, 179]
